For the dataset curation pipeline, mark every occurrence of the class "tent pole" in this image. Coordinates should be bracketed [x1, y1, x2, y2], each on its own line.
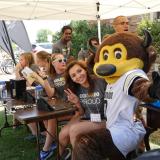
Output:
[96, 2, 101, 44]
[2, 20, 16, 64]
[97, 16, 101, 44]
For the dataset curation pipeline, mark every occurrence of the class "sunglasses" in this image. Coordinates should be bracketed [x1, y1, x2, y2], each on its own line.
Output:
[53, 58, 67, 63]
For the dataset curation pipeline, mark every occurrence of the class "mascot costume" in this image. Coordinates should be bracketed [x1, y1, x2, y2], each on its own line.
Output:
[72, 30, 160, 160]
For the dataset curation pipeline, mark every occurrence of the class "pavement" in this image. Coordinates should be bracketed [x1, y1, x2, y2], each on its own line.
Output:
[150, 143, 160, 149]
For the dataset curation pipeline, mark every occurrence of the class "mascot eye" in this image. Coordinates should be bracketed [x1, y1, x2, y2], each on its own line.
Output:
[103, 50, 109, 60]
[114, 49, 122, 59]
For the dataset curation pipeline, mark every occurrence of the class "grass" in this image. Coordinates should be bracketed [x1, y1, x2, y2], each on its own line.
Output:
[150, 129, 160, 146]
[0, 109, 56, 160]
[0, 107, 160, 160]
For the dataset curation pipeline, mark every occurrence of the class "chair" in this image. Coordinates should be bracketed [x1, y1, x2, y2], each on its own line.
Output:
[134, 149, 160, 160]
[140, 102, 160, 151]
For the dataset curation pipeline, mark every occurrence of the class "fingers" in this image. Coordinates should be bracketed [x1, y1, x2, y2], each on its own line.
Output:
[64, 89, 70, 96]
[66, 88, 73, 94]
[64, 88, 74, 95]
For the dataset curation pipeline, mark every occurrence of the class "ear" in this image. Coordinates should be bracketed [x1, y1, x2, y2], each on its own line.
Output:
[145, 46, 157, 73]
[142, 30, 152, 48]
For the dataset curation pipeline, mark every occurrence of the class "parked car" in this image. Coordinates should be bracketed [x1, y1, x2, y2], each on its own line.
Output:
[32, 42, 53, 53]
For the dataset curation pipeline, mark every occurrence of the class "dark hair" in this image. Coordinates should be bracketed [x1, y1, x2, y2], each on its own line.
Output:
[88, 37, 99, 47]
[61, 25, 72, 34]
[64, 60, 95, 94]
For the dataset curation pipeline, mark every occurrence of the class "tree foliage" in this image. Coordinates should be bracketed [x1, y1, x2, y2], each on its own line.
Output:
[137, 19, 160, 54]
[53, 20, 114, 57]
[36, 29, 53, 43]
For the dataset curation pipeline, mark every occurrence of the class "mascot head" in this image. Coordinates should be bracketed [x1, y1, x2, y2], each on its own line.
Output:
[94, 30, 156, 84]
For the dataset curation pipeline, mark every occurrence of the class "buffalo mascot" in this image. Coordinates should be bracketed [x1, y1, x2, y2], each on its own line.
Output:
[72, 31, 160, 160]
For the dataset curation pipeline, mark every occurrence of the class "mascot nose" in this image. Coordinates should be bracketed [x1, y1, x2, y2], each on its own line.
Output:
[96, 64, 116, 76]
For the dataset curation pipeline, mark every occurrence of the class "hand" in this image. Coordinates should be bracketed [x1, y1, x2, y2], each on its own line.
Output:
[37, 70, 47, 79]
[64, 88, 80, 104]
[15, 63, 22, 71]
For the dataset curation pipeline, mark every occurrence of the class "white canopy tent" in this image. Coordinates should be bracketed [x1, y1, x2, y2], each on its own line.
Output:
[0, 0, 160, 42]
[0, 0, 159, 20]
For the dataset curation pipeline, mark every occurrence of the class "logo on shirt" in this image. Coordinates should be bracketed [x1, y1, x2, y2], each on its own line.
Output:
[54, 77, 65, 87]
[79, 92, 101, 105]
[81, 97, 101, 105]
[105, 91, 113, 99]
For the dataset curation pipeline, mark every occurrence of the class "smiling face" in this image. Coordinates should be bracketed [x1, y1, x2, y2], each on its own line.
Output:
[62, 28, 72, 42]
[51, 54, 66, 74]
[69, 64, 88, 87]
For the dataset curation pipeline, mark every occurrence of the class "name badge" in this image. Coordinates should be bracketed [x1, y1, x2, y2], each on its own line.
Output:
[90, 113, 101, 122]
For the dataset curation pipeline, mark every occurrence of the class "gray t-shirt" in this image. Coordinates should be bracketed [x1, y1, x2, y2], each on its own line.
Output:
[30, 64, 40, 72]
[78, 49, 87, 61]
[52, 39, 72, 58]
[76, 78, 106, 119]
[49, 74, 67, 101]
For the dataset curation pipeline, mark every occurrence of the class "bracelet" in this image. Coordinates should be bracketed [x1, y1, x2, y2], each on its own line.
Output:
[42, 76, 48, 80]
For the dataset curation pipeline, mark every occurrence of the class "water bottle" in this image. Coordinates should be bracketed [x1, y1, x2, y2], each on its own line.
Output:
[35, 85, 43, 103]
[0, 81, 7, 100]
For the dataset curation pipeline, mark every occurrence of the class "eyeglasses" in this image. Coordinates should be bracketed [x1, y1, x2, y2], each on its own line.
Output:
[53, 58, 67, 63]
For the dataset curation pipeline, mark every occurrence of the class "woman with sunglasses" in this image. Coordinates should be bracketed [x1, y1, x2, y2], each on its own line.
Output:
[32, 53, 68, 160]
[59, 60, 106, 159]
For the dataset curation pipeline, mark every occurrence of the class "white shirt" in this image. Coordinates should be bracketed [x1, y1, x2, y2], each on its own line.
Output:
[105, 69, 147, 156]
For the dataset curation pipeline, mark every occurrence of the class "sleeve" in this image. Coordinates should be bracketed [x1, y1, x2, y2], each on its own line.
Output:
[30, 64, 40, 73]
[131, 78, 153, 102]
[78, 51, 84, 60]
[96, 78, 107, 92]
[47, 77, 55, 88]
[52, 43, 60, 53]
[123, 71, 148, 95]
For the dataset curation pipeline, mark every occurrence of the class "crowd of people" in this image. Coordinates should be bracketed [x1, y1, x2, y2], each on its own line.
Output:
[12, 15, 157, 160]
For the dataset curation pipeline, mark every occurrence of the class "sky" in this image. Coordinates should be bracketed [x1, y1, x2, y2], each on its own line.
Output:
[23, 20, 70, 43]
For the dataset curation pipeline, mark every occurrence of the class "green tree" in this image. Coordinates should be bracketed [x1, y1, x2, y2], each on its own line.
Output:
[137, 19, 160, 54]
[53, 20, 114, 57]
[36, 29, 53, 43]
[70, 20, 114, 57]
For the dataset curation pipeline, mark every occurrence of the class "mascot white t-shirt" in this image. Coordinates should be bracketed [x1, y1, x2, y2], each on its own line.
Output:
[105, 69, 147, 156]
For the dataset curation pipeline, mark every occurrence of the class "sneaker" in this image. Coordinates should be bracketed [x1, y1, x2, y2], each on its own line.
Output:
[50, 143, 57, 151]
[40, 150, 54, 160]
[40, 143, 57, 160]
[60, 148, 71, 160]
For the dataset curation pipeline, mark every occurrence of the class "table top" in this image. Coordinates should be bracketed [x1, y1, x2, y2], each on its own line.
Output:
[8, 99, 76, 124]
